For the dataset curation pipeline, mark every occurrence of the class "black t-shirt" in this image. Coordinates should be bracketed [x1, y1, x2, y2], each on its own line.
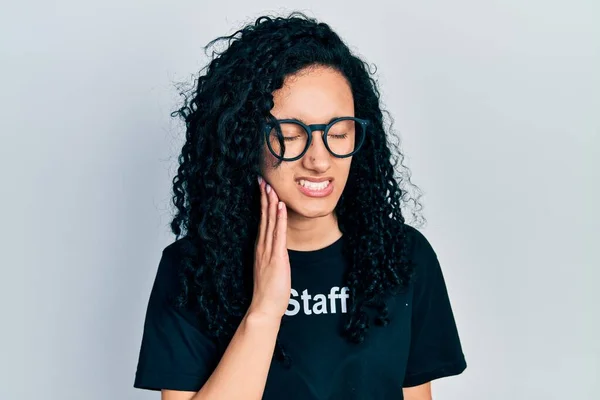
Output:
[133, 225, 467, 398]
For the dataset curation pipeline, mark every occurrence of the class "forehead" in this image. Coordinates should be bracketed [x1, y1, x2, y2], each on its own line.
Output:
[270, 66, 354, 122]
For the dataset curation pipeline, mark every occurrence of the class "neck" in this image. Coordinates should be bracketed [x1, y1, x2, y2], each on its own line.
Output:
[285, 210, 343, 251]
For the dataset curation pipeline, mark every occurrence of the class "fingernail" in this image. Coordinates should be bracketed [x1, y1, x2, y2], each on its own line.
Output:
[257, 176, 263, 185]
[266, 184, 271, 194]
[278, 201, 283, 210]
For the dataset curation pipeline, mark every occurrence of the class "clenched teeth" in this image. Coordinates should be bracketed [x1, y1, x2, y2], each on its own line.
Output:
[298, 180, 331, 190]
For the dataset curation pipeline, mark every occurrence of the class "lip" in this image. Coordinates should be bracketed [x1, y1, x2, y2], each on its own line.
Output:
[295, 176, 334, 183]
[296, 178, 334, 198]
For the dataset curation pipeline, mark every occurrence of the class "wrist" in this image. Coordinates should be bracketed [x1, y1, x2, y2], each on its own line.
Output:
[245, 306, 283, 328]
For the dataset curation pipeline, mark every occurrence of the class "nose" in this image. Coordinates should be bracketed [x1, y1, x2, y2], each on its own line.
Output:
[302, 132, 331, 173]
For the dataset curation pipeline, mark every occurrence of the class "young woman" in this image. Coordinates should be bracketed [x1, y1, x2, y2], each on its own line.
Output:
[134, 12, 467, 400]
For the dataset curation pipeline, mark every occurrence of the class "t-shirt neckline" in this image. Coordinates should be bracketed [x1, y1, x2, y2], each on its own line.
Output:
[287, 235, 344, 266]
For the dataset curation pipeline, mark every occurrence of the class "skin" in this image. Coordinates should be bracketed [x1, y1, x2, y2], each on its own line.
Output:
[162, 64, 432, 400]
[260, 64, 351, 252]
[403, 382, 432, 400]
[163, 379, 431, 399]
[163, 382, 431, 399]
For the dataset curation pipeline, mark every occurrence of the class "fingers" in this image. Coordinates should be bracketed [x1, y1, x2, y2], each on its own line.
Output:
[257, 176, 267, 251]
[272, 200, 287, 258]
[264, 181, 279, 257]
[256, 176, 287, 260]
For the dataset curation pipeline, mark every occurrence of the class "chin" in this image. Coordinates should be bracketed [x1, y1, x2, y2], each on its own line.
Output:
[289, 202, 337, 219]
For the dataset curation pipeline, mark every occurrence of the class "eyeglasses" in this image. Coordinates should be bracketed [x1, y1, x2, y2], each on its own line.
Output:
[264, 116, 370, 161]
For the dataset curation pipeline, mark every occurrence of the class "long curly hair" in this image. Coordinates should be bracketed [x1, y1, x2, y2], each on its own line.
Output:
[169, 11, 425, 368]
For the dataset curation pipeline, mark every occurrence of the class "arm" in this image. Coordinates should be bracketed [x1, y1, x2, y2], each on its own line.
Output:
[162, 309, 281, 400]
[163, 178, 290, 400]
[403, 382, 432, 400]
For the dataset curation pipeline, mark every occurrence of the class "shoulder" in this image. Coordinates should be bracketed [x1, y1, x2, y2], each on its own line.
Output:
[152, 237, 195, 299]
[162, 236, 194, 260]
[401, 223, 438, 263]
[159, 237, 195, 274]
[400, 224, 443, 289]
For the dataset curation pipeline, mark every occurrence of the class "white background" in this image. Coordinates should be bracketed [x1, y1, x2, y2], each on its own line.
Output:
[1, 1, 598, 399]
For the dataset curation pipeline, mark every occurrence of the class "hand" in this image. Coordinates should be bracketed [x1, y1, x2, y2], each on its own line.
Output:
[248, 176, 291, 320]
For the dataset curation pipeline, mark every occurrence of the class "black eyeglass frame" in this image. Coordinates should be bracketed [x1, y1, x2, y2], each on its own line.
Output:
[264, 116, 370, 162]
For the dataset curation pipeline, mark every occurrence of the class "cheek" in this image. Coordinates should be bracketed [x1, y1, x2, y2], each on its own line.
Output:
[259, 147, 279, 176]
[259, 149, 295, 194]
[336, 159, 353, 181]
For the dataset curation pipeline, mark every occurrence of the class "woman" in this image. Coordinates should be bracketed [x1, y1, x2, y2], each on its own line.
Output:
[134, 12, 467, 400]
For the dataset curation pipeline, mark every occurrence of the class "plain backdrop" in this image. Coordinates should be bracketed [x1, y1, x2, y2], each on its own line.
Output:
[1, 1, 598, 399]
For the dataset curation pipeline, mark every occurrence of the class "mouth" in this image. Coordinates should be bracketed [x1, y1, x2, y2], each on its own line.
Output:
[295, 178, 334, 197]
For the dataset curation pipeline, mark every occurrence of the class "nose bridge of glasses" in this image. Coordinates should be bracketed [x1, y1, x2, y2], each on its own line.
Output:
[305, 123, 330, 152]
[307, 123, 328, 133]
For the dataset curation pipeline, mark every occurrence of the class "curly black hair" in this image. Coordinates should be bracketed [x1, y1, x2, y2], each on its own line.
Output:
[168, 11, 425, 368]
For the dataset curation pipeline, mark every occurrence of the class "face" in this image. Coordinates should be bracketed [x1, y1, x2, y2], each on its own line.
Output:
[260, 65, 355, 220]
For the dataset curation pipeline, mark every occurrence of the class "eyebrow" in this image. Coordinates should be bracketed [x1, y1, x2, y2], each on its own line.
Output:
[282, 116, 348, 125]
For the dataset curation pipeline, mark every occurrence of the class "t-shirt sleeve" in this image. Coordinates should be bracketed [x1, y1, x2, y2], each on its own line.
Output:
[402, 227, 467, 387]
[133, 243, 219, 392]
